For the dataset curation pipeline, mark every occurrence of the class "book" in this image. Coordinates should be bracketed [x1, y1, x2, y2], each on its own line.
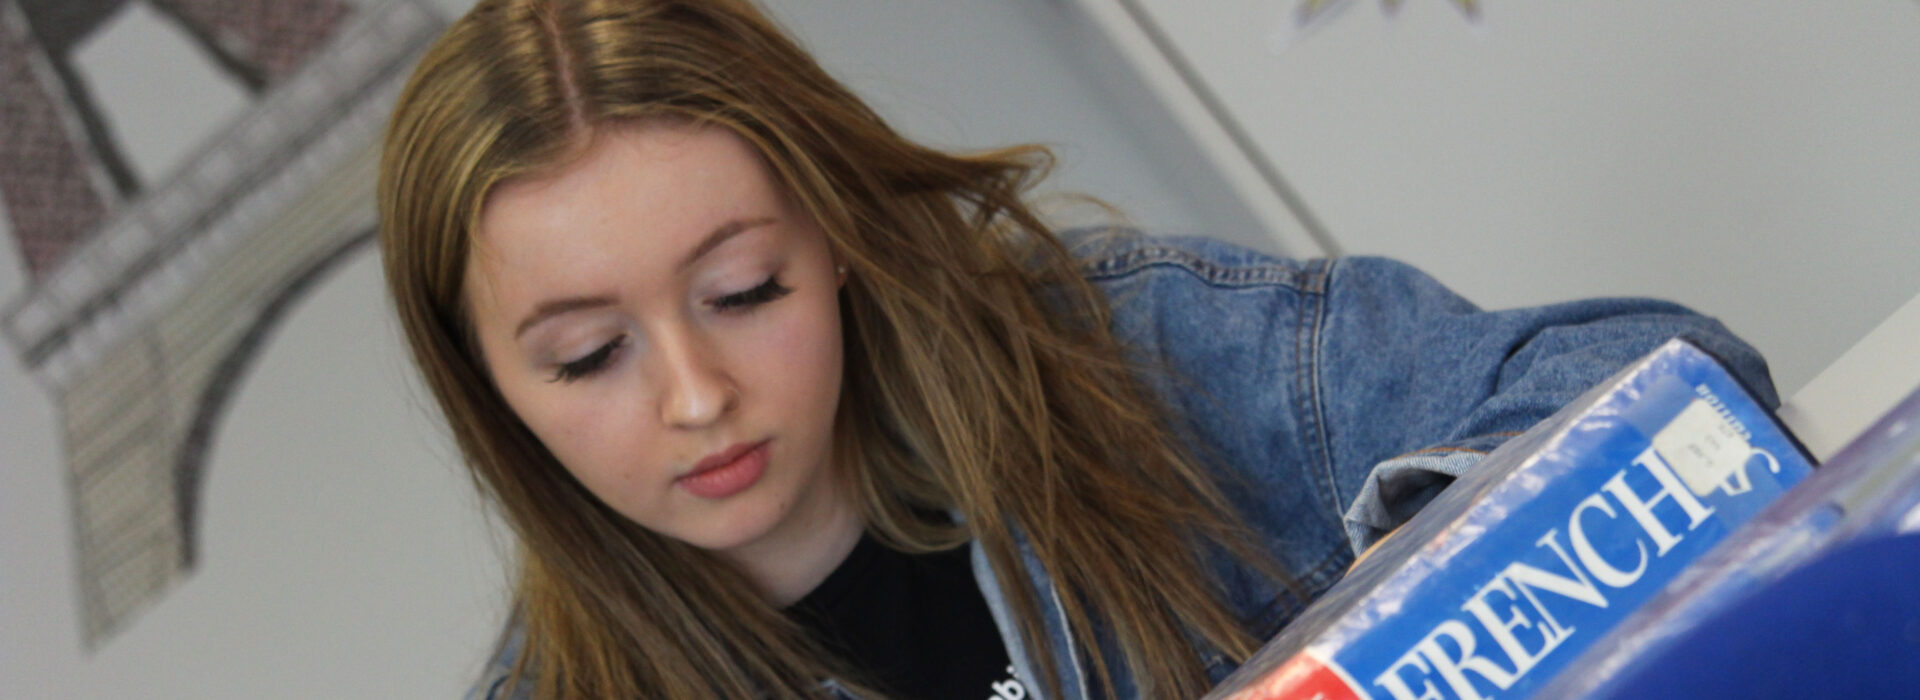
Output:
[1204, 338, 1816, 700]
[1535, 381, 1920, 699]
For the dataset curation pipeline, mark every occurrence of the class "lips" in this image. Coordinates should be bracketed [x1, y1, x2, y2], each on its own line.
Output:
[677, 440, 770, 499]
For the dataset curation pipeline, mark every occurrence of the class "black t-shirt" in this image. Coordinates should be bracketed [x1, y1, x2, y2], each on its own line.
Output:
[787, 534, 1028, 700]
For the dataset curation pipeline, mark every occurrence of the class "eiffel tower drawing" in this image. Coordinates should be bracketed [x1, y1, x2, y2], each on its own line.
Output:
[0, 0, 446, 645]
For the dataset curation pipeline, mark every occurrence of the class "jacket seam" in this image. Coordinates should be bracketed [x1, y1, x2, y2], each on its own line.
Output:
[1302, 258, 1340, 518]
[1078, 242, 1316, 289]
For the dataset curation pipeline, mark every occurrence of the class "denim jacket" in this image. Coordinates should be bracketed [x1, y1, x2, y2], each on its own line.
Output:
[471, 232, 1776, 699]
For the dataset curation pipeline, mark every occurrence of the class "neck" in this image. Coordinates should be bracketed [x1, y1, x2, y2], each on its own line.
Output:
[724, 472, 865, 607]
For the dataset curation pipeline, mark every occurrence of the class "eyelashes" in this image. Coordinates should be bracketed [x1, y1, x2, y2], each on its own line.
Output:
[552, 334, 625, 383]
[546, 275, 792, 384]
[711, 276, 792, 311]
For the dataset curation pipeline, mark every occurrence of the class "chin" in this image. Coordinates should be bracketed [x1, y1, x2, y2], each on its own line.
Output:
[680, 494, 789, 554]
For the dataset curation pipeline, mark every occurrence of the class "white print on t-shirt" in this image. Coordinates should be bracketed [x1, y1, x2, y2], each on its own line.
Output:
[990, 665, 1028, 700]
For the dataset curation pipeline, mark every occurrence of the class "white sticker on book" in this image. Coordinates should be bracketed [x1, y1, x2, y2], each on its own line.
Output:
[1653, 398, 1754, 497]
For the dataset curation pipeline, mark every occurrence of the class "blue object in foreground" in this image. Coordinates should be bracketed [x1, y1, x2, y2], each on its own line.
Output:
[1592, 531, 1920, 699]
[1544, 381, 1920, 699]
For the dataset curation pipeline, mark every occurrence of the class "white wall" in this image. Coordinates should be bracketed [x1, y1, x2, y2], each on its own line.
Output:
[1, 252, 512, 699]
[0, 1, 1263, 697]
[755, 0, 1269, 248]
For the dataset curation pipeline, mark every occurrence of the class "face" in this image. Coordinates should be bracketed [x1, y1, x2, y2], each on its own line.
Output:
[465, 122, 850, 564]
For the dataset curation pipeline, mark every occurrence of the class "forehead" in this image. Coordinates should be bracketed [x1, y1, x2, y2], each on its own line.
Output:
[464, 123, 789, 304]
[480, 122, 779, 245]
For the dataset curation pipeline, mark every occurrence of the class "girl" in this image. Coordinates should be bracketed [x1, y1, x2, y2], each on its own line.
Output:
[376, 1, 1773, 697]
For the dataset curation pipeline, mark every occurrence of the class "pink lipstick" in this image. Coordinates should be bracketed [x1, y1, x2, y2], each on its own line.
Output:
[677, 440, 769, 499]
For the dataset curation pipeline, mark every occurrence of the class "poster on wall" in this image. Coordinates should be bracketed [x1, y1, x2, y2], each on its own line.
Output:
[0, 0, 445, 646]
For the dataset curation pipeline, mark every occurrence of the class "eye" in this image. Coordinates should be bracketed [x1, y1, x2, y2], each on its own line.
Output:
[711, 276, 792, 312]
[549, 335, 626, 383]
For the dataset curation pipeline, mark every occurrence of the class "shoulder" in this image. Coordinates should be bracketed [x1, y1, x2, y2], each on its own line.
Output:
[1058, 229, 1454, 340]
[1054, 229, 1385, 626]
[1057, 228, 1340, 362]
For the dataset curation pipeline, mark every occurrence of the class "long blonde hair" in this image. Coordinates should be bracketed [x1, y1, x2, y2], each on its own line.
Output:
[378, 0, 1289, 696]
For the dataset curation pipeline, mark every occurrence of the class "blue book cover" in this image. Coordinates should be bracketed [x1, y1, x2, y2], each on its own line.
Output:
[1536, 382, 1920, 700]
[1205, 339, 1815, 700]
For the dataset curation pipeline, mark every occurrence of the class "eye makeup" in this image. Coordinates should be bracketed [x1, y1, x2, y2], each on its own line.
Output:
[542, 276, 791, 384]
[551, 335, 627, 383]
[711, 276, 792, 312]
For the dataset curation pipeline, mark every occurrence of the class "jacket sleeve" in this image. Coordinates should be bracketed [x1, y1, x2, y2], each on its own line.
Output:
[1318, 256, 1778, 553]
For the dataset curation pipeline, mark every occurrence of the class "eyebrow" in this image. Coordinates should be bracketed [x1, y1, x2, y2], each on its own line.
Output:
[514, 295, 618, 339]
[677, 216, 777, 272]
[511, 217, 778, 339]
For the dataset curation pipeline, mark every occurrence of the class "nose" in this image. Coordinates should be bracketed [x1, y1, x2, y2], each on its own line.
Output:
[653, 327, 737, 429]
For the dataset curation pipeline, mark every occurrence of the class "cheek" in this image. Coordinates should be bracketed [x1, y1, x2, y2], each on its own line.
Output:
[495, 375, 649, 487]
[747, 297, 844, 411]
